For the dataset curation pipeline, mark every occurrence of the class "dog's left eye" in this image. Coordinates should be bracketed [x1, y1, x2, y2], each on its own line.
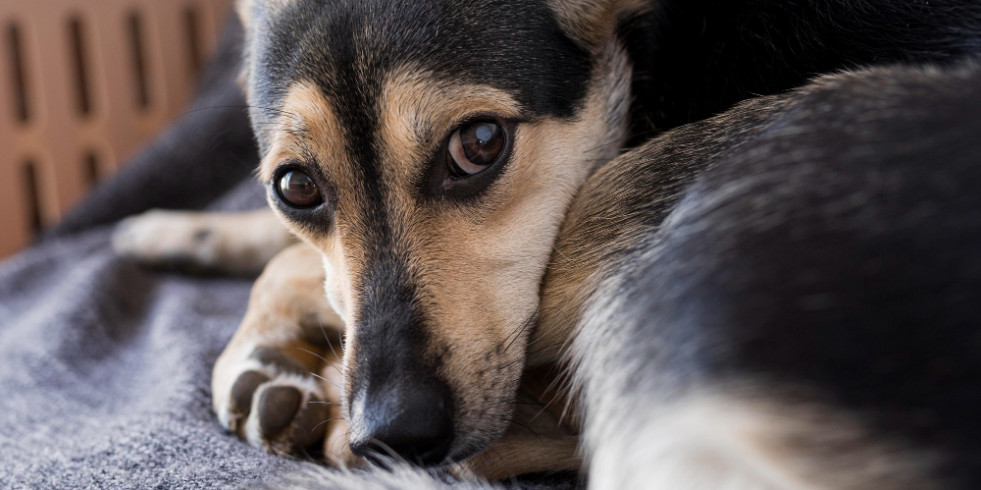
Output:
[275, 169, 323, 208]
[447, 120, 509, 178]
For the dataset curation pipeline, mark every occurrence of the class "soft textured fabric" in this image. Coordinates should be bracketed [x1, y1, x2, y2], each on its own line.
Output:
[0, 196, 301, 489]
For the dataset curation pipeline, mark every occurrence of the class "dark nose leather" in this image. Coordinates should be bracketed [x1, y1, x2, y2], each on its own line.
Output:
[350, 377, 454, 466]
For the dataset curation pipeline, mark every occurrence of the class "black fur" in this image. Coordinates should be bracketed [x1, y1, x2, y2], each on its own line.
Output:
[620, 0, 981, 142]
[578, 63, 981, 487]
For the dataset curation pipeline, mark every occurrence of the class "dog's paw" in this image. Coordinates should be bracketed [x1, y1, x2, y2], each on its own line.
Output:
[218, 347, 334, 457]
[112, 210, 223, 271]
[112, 209, 292, 275]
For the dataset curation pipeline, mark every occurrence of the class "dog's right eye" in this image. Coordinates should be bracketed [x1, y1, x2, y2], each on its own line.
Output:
[275, 169, 323, 208]
[447, 120, 509, 178]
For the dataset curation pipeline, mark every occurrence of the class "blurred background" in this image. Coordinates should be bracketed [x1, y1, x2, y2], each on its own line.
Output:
[0, 0, 234, 259]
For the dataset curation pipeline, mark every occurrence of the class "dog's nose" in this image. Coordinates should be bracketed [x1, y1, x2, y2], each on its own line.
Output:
[349, 378, 453, 466]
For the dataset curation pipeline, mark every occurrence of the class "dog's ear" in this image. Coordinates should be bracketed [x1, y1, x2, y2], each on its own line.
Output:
[236, 0, 297, 30]
[234, 0, 255, 96]
[547, 0, 651, 46]
[234, 0, 297, 97]
[235, 0, 252, 31]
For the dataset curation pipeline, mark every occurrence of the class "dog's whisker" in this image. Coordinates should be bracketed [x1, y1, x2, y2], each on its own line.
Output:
[527, 364, 579, 425]
[502, 306, 540, 354]
[310, 417, 344, 434]
[320, 324, 345, 362]
[307, 371, 343, 389]
[296, 345, 345, 376]
[509, 419, 543, 439]
[366, 438, 410, 466]
[511, 400, 547, 406]
[296, 346, 329, 363]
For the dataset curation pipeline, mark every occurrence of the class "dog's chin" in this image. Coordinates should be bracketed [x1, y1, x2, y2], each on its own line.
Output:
[444, 403, 517, 464]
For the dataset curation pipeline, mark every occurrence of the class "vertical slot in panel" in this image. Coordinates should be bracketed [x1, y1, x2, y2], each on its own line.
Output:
[68, 15, 93, 117]
[127, 11, 150, 110]
[22, 160, 43, 234]
[183, 5, 203, 79]
[82, 150, 100, 188]
[5, 22, 30, 123]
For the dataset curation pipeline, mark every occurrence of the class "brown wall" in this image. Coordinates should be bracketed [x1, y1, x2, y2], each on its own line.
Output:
[0, 0, 234, 258]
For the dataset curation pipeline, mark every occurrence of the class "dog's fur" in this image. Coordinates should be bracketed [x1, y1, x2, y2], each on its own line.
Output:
[114, 0, 981, 486]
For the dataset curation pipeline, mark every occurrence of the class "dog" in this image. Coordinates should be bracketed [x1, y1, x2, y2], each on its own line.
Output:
[113, 0, 981, 486]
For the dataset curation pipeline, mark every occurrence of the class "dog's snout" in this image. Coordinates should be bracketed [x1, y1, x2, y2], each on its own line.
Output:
[350, 377, 454, 466]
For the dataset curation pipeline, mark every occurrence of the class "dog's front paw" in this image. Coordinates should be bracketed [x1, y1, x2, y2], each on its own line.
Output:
[112, 209, 294, 275]
[217, 347, 333, 457]
[215, 346, 358, 466]
[113, 210, 224, 271]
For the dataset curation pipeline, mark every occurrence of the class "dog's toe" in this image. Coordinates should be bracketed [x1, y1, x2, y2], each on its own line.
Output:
[259, 385, 302, 436]
[228, 370, 270, 432]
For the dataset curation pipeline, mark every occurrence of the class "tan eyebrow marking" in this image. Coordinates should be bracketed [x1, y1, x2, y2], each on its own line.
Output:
[376, 65, 524, 185]
[256, 80, 348, 188]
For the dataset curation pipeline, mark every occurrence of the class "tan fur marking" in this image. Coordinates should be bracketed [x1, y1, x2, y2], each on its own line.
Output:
[455, 435, 580, 481]
[377, 67, 524, 184]
[546, 0, 652, 46]
[259, 82, 378, 310]
[256, 82, 368, 314]
[213, 244, 342, 397]
[257, 81, 346, 183]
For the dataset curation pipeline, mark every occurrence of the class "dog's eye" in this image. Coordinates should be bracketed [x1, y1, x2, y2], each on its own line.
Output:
[276, 169, 323, 208]
[447, 120, 508, 177]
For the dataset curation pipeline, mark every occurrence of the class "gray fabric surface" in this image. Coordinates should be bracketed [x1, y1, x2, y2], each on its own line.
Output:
[0, 184, 313, 490]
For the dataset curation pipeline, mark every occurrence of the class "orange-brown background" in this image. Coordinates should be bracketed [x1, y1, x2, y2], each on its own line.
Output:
[0, 0, 233, 258]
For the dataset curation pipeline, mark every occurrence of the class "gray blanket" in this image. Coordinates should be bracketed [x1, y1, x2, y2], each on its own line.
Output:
[0, 17, 573, 490]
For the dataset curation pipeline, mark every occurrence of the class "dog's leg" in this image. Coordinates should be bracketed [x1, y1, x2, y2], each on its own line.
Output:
[454, 433, 580, 481]
[113, 208, 296, 275]
[212, 242, 357, 466]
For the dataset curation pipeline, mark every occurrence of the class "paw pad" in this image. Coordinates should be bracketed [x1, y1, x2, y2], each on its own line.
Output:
[259, 386, 302, 436]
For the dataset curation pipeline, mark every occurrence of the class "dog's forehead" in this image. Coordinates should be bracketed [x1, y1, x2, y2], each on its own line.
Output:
[250, 0, 591, 144]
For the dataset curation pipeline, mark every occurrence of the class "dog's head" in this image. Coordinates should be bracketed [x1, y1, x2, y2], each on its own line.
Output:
[239, 0, 643, 464]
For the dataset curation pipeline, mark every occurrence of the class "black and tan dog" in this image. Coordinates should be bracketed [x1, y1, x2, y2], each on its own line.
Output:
[114, 0, 981, 486]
